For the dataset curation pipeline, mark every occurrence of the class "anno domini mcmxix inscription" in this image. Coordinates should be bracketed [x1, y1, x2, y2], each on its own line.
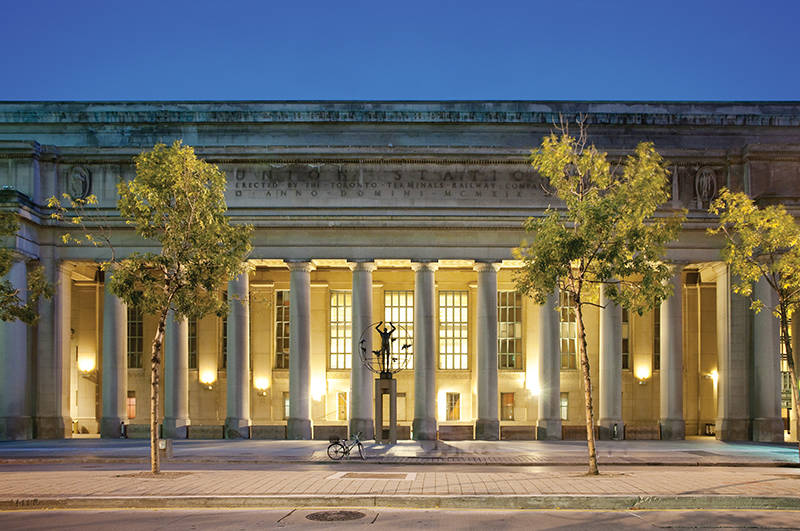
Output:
[223, 163, 547, 208]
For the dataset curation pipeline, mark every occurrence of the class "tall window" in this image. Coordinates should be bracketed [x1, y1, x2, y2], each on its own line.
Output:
[498, 291, 522, 370]
[220, 292, 228, 370]
[501, 392, 515, 421]
[337, 392, 348, 421]
[446, 392, 461, 421]
[621, 308, 630, 370]
[384, 290, 414, 369]
[559, 291, 577, 370]
[188, 318, 198, 370]
[781, 319, 792, 409]
[439, 290, 469, 370]
[283, 392, 290, 420]
[653, 305, 661, 371]
[126, 391, 136, 419]
[329, 290, 352, 369]
[560, 392, 569, 420]
[275, 290, 290, 369]
[127, 307, 143, 369]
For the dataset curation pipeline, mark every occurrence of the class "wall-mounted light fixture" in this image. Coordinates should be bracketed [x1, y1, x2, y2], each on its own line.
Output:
[199, 371, 216, 390]
[635, 366, 651, 385]
[254, 377, 269, 397]
[705, 369, 719, 389]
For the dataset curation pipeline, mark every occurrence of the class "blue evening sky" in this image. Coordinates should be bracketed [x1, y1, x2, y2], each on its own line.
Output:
[0, 0, 797, 101]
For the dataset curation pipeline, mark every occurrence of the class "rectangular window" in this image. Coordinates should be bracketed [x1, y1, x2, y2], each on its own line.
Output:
[559, 291, 577, 370]
[337, 392, 348, 421]
[283, 392, 290, 420]
[188, 318, 198, 370]
[126, 390, 136, 419]
[220, 292, 228, 370]
[781, 319, 792, 408]
[329, 290, 352, 369]
[439, 290, 469, 370]
[653, 305, 661, 371]
[446, 392, 461, 421]
[621, 308, 630, 370]
[127, 307, 143, 369]
[384, 290, 414, 369]
[560, 392, 569, 421]
[498, 291, 523, 370]
[501, 392, 515, 421]
[275, 290, 290, 369]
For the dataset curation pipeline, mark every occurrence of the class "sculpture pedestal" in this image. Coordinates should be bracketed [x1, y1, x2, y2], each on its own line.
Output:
[374, 378, 397, 444]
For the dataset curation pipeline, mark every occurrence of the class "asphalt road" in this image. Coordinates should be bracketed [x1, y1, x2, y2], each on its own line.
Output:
[1, 508, 798, 530]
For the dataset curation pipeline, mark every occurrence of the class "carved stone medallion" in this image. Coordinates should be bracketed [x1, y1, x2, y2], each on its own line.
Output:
[66, 166, 92, 199]
[694, 166, 717, 207]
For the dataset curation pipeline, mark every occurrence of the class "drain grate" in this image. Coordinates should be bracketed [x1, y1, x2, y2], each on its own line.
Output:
[341, 472, 408, 479]
[327, 471, 415, 481]
[306, 510, 366, 522]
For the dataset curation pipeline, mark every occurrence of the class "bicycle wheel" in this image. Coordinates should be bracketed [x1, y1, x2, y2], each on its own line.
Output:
[357, 442, 365, 460]
[327, 442, 346, 460]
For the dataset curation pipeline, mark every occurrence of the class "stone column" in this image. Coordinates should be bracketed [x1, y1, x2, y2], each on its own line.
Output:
[100, 274, 127, 438]
[225, 271, 251, 438]
[287, 261, 313, 439]
[715, 264, 751, 440]
[475, 262, 499, 440]
[164, 311, 190, 438]
[349, 261, 375, 439]
[0, 258, 31, 440]
[598, 283, 623, 440]
[659, 268, 686, 440]
[537, 289, 562, 440]
[412, 262, 438, 440]
[751, 277, 783, 442]
[35, 260, 72, 438]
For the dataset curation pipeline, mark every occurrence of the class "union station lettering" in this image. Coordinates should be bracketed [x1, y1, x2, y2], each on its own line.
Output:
[0, 101, 799, 443]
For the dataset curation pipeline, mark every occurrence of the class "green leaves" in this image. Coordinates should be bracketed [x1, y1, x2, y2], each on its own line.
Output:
[710, 188, 800, 318]
[515, 129, 685, 315]
[112, 140, 253, 320]
[0, 212, 53, 323]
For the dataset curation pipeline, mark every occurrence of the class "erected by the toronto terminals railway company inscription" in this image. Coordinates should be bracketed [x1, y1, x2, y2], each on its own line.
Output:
[221, 163, 549, 208]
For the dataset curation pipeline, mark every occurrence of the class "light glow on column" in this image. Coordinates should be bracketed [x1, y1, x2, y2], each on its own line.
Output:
[310, 376, 326, 401]
[77, 355, 96, 373]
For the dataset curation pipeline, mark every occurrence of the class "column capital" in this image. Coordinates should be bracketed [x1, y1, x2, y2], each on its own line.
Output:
[286, 260, 316, 273]
[473, 261, 501, 273]
[348, 261, 376, 272]
[411, 261, 439, 273]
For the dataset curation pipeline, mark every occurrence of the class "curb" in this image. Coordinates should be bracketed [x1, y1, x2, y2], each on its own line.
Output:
[2, 494, 800, 511]
[0, 457, 797, 467]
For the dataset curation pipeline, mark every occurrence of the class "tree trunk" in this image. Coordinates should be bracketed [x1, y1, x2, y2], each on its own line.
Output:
[150, 308, 169, 474]
[779, 304, 800, 463]
[575, 301, 599, 475]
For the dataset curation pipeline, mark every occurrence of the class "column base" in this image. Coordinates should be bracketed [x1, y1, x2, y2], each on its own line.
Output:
[100, 416, 127, 438]
[34, 416, 71, 439]
[0, 416, 32, 440]
[412, 417, 437, 440]
[224, 417, 251, 439]
[475, 418, 499, 440]
[715, 418, 750, 441]
[752, 417, 784, 443]
[598, 418, 624, 440]
[287, 417, 312, 440]
[162, 418, 190, 439]
[536, 418, 562, 440]
[659, 418, 685, 440]
[349, 417, 375, 440]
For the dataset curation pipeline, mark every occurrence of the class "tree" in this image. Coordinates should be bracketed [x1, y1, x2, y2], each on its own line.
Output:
[51, 141, 252, 473]
[0, 212, 52, 323]
[709, 188, 800, 460]
[514, 123, 685, 475]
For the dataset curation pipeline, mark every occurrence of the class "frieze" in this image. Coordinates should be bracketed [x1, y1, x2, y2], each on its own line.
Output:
[222, 163, 548, 208]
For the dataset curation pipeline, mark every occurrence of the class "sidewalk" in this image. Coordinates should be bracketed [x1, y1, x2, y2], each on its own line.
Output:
[1, 439, 799, 511]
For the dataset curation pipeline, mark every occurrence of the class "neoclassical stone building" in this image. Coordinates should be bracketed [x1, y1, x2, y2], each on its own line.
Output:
[0, 101, 798, 442]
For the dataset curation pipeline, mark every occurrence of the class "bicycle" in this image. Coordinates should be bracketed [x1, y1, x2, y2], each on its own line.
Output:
[327, 433, 366, 460]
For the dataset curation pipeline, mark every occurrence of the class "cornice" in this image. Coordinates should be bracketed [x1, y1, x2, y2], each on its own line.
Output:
[1, 101, 799, 127]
